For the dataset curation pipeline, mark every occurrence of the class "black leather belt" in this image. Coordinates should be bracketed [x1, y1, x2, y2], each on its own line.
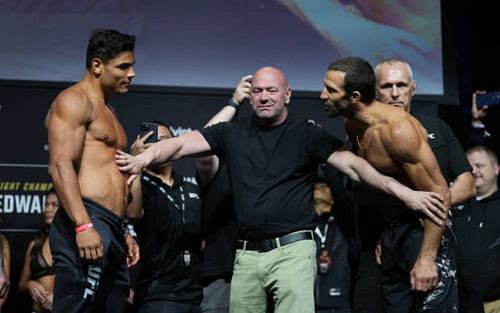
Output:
[237, 230, 313, 252]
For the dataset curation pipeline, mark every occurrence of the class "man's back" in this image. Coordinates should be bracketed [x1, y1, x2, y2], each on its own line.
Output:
[345, 102, 442, 214]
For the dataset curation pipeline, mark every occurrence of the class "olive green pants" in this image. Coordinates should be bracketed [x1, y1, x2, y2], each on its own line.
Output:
[230, 239, 316, 313]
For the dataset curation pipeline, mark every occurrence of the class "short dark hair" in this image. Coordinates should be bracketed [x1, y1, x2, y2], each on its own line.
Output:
[86, 29, 136, 69]
[327, 57, 376, 102]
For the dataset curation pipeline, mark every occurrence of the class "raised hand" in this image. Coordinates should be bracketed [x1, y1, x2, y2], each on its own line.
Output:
[472, 90, 488, 123]
[131, 131, 155, 156]
[232, 75, 253, 104]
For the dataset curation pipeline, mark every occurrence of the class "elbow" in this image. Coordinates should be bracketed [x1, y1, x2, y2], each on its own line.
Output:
[470, 184, 477, 198]
[468, 177, 477, 198]
[47, 161, 65, 183]
[466, 171, 477, 198]
[47, 163, 57, 181]
[463, 171, 477, 199]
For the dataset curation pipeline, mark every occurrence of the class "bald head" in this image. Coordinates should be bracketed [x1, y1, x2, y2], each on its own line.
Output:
[252, 66, 289, 88]
[375, 58, 416, 112]
[250, 66, 291, 127]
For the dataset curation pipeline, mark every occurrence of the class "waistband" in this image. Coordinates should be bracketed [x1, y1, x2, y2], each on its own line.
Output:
[82, 197, 126, 226]
[237, 230, 313, 252]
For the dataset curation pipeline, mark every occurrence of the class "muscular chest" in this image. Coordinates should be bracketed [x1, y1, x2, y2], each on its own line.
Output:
[88, 105, 127, 149]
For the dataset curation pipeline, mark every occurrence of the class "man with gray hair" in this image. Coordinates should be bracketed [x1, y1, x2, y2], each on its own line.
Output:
[354, 57, 479, 313]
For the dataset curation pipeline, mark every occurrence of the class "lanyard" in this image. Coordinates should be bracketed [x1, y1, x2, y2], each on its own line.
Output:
[314, 215, 334, 249]
[314, 224, 328, 248]
[143, 175, 186, 223]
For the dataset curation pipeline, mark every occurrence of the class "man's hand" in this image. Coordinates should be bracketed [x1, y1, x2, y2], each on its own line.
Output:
[76, 227, 104, 261]
[131, 131, 154, 156]
[115, 150, 147, 185]
[410, 256, 438, 292]
[232, 75, 252, 105]
[124, 232, 140, 267]
[399, 190, 447, 225]
[472, 90, 488, 123]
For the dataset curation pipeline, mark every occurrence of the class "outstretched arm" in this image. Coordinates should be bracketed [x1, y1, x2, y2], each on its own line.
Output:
[197, 75, 252, 185]
[327, 148, 447, 225]
[116, 130, 211, 182]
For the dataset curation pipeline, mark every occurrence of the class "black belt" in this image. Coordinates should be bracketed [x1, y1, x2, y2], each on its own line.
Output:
[237, 230, 313, 252]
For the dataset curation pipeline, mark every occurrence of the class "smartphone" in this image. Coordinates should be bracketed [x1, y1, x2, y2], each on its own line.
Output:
[476, 91, 500, 107]
[140, 122, 158, 143]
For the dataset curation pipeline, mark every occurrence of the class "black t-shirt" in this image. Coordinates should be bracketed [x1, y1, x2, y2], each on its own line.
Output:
[414, 114, 471, 182]
[198, 161, 238, 284]
[200, 113, 344, 241]
[134, 171, 203, 304]
[452, 191, 500, 301]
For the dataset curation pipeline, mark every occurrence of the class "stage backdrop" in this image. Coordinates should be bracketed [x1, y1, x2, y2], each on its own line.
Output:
[0, 0, 444, 95]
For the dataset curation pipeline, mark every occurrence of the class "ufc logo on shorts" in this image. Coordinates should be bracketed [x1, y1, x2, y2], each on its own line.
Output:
[83, 264, 102, 300]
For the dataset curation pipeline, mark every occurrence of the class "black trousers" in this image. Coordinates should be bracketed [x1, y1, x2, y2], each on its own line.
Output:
[352, 248, 385, 313]
[353, 227, 483, 313]
[352, 206, 385, 313]
[49, 198, 130, 313]
[380, 218, 458, 313]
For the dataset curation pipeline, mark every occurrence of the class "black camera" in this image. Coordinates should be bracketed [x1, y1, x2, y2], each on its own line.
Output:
[140, 122, 158, 143]
[476, 91, 500, 107]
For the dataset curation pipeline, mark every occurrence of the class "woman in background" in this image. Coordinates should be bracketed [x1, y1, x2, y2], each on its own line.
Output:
[19, 188, 59, 312]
